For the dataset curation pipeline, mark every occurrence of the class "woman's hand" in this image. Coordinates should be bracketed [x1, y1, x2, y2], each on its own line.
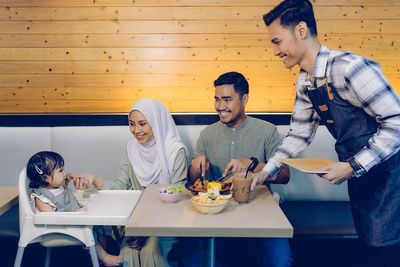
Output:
[127, 236, 149, 250]
[73, 173, 100, 189]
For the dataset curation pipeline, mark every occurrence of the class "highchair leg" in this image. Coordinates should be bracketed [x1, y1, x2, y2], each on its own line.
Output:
[13, 246, 25, 267]
[88, 245, 100, 267]
[44, 247, 52, 267]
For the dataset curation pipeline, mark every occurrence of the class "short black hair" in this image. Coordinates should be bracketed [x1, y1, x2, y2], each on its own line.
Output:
[26, 151, 64, 188]
[214, 72, 249, 98]
[263, 0, 317, 37]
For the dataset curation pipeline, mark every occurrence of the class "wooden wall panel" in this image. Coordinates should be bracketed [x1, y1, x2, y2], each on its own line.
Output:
[1, 20, 400, 34]
[0, 1, 397, 7]
[0, 6, 398, 20]
[1, 60, 399, 74]
[0, 33, 397, 49]
[0, 47, 398, 61]
[0, 0, 399, 113]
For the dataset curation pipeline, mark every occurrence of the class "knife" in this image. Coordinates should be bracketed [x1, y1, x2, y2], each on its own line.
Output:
[217, 174, 230, 182]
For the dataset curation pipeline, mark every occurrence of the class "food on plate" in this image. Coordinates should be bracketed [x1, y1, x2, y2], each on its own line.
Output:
[189, 177, 232, 193]
[207, 182, 221, 193]
[191, 184, 232, 204]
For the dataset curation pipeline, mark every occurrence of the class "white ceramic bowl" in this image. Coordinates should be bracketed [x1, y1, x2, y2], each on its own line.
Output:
[158, 187, 183, 203]
[191, 199, 229, 214]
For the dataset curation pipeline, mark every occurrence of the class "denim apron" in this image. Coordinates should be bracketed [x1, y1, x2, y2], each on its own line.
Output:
[304, 73, 400, 247]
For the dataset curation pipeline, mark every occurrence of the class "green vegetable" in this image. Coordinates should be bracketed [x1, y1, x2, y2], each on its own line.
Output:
[166, 184, 184, 194]
[208, 193, 217, 201]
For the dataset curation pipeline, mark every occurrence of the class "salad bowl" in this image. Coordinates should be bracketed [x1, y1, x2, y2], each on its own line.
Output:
[158, 184, 184, 203]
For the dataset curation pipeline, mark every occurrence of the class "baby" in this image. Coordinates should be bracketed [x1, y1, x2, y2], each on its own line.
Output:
[27, 151, 122, 266]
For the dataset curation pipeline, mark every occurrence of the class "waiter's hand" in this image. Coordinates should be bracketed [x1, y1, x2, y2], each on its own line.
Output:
[251, 169, 283, 190]
[250, 170, 268, 191]
[316, 162, 354, 184]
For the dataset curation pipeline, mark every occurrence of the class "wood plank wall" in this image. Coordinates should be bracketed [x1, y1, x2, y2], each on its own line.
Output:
[0, 0, 399, 113]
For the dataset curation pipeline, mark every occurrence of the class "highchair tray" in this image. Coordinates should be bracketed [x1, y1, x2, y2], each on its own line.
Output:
[33, 190, 142, 226]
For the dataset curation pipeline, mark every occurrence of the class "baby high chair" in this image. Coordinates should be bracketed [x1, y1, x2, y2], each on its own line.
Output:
[14, 168, 99, 267]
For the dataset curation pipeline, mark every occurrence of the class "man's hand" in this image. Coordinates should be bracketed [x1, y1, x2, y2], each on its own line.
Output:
[250, 170, 269, 191]
[223, 158, 253, 177]
[189, 155, 210, 181]
[316, 162, 354, 184]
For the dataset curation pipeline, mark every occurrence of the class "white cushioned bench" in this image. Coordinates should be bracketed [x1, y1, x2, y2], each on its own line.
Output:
[0, 114, 356, 238]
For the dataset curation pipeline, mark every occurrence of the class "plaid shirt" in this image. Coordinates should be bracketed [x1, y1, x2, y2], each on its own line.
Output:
[264, 45, 400, 178]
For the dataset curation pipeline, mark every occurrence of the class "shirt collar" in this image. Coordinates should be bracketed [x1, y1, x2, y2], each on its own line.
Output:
[219, 114, 249, 130]
[235, 115, 249, 130]
[298, 45, 331, 87]
[312, 44, 330, 79]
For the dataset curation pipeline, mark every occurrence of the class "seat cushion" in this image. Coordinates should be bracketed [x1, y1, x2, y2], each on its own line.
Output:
[281, 201, 357, 238]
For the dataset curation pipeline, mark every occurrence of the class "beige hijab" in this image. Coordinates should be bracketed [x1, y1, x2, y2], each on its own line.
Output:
[127, 98, 187, 186]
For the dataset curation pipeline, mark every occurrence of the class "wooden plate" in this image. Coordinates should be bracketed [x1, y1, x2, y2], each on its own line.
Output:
[280, 158, 336, 174]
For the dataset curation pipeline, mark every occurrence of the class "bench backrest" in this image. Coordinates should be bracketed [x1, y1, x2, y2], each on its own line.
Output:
[0, 124, 348, 201]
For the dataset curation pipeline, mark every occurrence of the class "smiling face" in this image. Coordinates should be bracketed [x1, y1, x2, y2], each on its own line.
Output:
[45, 166, 66, 189]
[214, 84, 248, 128]
[268, 18, 306, 69]
[129, 110, 154, 144]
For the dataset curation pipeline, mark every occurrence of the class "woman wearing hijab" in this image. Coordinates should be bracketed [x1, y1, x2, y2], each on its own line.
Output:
[75, 98, 188, 267]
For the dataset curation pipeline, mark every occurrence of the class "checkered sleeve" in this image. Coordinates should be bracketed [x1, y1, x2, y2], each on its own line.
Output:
[344, 57, 400, 171]
[263, 77, 321, 178]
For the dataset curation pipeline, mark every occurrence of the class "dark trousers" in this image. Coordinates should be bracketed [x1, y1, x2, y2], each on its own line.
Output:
[362, 241, 400, 267]
[179, 237, 292, 267]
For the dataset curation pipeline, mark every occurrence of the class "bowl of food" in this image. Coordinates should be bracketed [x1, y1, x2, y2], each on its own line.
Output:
[191, 198, 229, 214]
[191, 191, 232, 214]
[158, 184, 184, 203]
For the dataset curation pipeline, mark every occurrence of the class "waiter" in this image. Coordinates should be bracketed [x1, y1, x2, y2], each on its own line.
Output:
[251, 0, 400, 266]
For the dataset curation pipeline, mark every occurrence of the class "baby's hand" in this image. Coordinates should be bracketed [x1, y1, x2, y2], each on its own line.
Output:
[65, 173, 77, 186]
[75, 206, 88, 212]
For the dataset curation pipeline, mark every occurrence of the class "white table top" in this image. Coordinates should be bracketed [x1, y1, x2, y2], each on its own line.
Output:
[0, 186, 18, 216]
[126, 184, 293, 238]
[33, 190, 142, 225]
